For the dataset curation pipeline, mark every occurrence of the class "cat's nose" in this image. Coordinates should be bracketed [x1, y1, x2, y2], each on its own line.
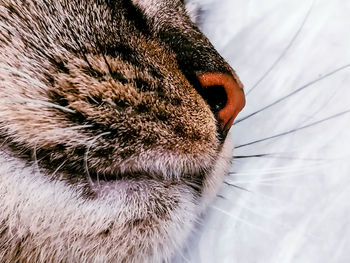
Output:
[197, 73, 245, 131]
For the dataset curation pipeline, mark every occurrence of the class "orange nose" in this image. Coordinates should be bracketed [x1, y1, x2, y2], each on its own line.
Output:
[197, 72, 245, 131]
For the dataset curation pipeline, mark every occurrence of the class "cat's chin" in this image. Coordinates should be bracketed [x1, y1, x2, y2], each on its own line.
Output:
[0, 151, 196, 262]
[0, 135, 233, 262]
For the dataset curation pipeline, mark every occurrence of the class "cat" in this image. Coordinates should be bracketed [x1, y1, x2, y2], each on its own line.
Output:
[0, 0, 245, 262]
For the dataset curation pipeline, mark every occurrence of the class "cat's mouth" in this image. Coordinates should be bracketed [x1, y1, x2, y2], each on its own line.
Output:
[77, 169, 207, 198]
[87, 175, 204, 199]
[76, 135, 235, 208]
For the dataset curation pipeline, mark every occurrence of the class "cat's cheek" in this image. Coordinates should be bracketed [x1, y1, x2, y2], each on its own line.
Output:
[200, 134, 234, 211]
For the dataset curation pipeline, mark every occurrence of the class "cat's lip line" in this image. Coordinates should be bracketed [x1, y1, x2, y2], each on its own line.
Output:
[81, 169, 206, 193]
[83, 168, 206, 182]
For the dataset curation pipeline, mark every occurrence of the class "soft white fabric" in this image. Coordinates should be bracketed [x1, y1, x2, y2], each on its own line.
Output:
[179, 0, 350, 262]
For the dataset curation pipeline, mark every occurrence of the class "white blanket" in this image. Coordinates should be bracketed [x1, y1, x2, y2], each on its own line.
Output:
[178, 0, 350, 262]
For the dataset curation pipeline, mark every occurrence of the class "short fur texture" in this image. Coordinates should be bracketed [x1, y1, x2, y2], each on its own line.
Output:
[0, 0, 241, 262]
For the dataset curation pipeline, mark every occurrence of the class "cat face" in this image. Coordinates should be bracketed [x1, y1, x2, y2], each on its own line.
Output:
[0, 0, 245, 261]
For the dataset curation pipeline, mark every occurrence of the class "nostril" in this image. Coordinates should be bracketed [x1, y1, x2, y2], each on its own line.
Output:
[197, 85, 227, 114]
[197, 72, 245, 131]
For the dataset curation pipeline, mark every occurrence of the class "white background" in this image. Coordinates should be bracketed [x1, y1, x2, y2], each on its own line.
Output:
[177, 0, 350, 262]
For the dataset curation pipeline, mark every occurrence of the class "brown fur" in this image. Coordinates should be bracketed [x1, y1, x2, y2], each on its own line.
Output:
[0, 0, 242, 262]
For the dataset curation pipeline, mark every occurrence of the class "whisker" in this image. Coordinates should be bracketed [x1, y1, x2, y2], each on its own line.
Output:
[223, 181, 251, 192]
[52, 160, 67, 178]
[236, 108, 350, 148]
[299, 76, 342, 125]
[0, 137, 10, 148]
[96, 172, 101, 188]
[222, 182, 304, 212]
[209, 205, 272, 234]
[218, 194, 318, 240]
[228, 163, 324, 176]
[84, 132, 111, 189]
[0, 98, 76, 113]
[246, 0, 315, 95]
[227, 170, 318, 184]
[102, 52, 114, 77]
[219, 196, 287, 223]
[32, 142, 40, 174]
[224, 181, 295, 203]
[64, 124, 94, 130]
[178, 252, 191, 263]
[233, 153, 327, 161]
[0, 62, 47, 89]
[228, 181, 300, 188]
[217, 194, 226, 199]
[26, 99, 76, 113]
[233, 153, 271, 159]
[235, 63, 350, 124]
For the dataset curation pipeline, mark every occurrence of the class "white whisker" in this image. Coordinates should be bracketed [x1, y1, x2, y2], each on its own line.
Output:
[23, 99, 76, 113]
[0, 98, 76, 113]
[0, 62, 47, 89]
[178, 251, 191, 263]
[209, 205, 272, 234]
[32, 142, 40, 174]
[84, 132, 111, 189]
[227, 171, 321, 184]
[222, 183, 299, 206]
[228, 163, 325, 177]
[52, 160, 67, 178]
[64, 124, 94, 130]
